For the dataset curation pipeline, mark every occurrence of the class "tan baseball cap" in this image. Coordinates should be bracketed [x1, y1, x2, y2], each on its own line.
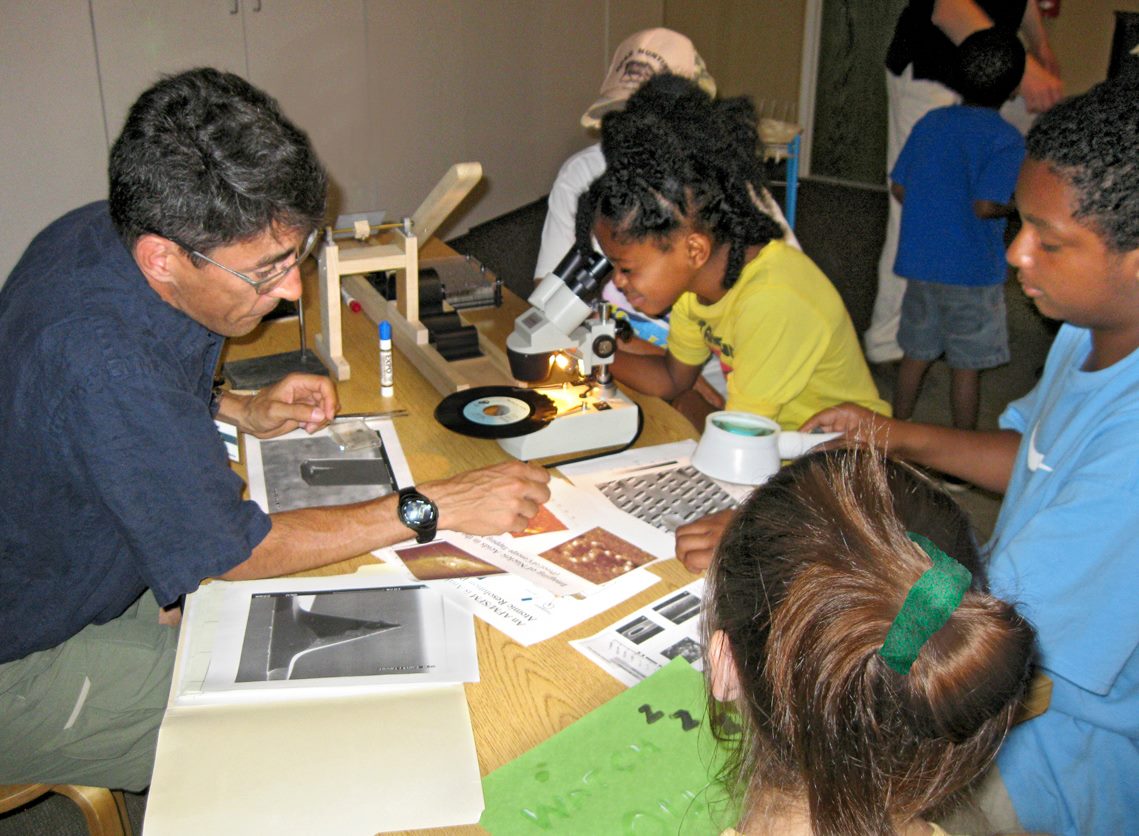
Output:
[581, 28, 717, 129]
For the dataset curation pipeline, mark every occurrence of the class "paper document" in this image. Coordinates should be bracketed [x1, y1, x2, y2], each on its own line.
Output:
[175, 575, 477, 704]
[244, 417, 412, 513]
[370, 478, 669, 644]
[146, 573, 484, 834]
[572, 579, 706, 686]
[558, 441, 751, 532]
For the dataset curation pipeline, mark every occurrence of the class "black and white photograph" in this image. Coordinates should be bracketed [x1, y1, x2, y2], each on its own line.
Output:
[191, 576, 479, 697]
[236, 585, 430, 682]
[572, 579, 706, 686]
[597, 465, 738, 532]
[616, 615, 665, 645]
[660, 636, 703, 666]
[257, 432, 394, 513]
[653, 590, 701, 625]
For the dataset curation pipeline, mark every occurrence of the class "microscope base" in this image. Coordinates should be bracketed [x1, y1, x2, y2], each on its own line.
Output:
[497, 390, 640, 460]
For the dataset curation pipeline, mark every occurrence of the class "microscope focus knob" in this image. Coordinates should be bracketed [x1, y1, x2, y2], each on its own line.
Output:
[592, 333, 617, 360]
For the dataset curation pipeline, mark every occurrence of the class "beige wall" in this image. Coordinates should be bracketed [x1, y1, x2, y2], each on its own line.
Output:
[365, 0, 664, 238]
[1045, 1, 1139, 96]
[666, 0, 806, 118]
[0, 0, 668, 281]
[3, 1, 1133, 284]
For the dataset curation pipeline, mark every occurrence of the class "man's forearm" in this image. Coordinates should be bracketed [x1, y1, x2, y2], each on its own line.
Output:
[1019, 0, 1050, 56]
[221, 495, 407, 580]
[214, 389, 252, 428]
[931, 0, 994, 45]
[219, 459, 550, 581]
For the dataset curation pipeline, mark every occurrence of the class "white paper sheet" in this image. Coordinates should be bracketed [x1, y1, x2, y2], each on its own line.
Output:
[558, 441, 752, 533]
[176, 575, 477, 705]
[376, 478, 671, 599]
[571, 579, 706, 686]
[244, 417, 413, 513]
[148, 571, 485, 835]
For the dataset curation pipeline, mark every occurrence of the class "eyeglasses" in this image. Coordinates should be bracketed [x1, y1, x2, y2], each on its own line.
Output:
[178, 228, 321, 295]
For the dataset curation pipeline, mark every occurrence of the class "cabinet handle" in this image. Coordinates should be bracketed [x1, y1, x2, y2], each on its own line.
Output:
[253, 0, 262, 10]
[229, 0, 238, 13]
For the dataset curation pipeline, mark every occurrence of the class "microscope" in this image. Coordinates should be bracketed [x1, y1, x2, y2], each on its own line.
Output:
[499, 248, 641, 459]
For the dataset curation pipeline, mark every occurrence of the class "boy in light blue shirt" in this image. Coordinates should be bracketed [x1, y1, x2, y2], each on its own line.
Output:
[803, 74, 1139, 836]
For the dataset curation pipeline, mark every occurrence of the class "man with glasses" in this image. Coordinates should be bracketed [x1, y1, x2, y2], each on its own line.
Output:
[0, 68, 549, 792]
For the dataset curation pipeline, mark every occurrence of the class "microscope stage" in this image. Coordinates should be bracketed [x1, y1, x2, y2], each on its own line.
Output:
[497, 387, 639, 460]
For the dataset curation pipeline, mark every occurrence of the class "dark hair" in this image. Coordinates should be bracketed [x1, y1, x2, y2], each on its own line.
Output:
[1025, 75, 1139, 252]
[954, 27, 1025, 108]
[109, 67, 327, 257]
[706, 446, 1035, 836]
[575, 73, 784, 290]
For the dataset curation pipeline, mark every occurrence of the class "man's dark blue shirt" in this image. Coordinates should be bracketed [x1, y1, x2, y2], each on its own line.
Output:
[0, 202, 270, 662]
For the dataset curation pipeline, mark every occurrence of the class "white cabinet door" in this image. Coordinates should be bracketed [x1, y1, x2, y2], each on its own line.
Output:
[242, 0, 372, 215]
[91, 0, 371, 217]
[0, 0, 108, 284]
[92, 0, 247, 144]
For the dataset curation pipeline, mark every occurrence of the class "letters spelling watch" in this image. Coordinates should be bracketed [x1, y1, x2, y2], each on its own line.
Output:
[397, 487, 438, 543]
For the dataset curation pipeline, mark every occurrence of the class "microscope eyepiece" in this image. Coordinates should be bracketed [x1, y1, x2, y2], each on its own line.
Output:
[554, 248, 612, 301]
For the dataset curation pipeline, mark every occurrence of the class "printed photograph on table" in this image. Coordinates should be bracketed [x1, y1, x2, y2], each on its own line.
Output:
[257, 432, 394, 513]
[598, 464, 738, 532]
[512, 504, 569, 538]
[654, 588, 701, 624]
[236, 586, 429, 682]
[394, 541, 507, 581]
[538, 526, 656, 583]
[572, 579, 707, 686]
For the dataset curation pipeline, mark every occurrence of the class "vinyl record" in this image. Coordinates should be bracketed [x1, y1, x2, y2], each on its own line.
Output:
[434, 386, 557, 438]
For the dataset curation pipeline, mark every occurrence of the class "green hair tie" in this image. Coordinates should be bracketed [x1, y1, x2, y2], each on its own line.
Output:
[878, 532, 972, 675]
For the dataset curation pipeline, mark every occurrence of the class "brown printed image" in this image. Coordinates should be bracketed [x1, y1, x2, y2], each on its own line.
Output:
[539, 527, 656, 584]
[513, 504, 569, 538]
[394, 541, 506, 581]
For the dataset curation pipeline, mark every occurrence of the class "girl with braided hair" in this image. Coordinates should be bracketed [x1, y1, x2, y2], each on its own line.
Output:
[576, 74, 888, 434]
[705, 445, 1036, 836]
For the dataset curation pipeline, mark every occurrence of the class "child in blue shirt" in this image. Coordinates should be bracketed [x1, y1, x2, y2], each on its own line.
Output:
[804, 74, 1139, 836]
[890, 28, 1026, 456]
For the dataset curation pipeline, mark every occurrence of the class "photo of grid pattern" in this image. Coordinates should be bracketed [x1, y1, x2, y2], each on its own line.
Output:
[597, 465, 739, 532]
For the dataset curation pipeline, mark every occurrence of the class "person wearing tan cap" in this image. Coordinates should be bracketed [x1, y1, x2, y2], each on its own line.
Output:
[534, 28, 795, 422]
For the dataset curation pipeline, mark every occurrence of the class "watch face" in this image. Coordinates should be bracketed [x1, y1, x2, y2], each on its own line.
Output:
[401, 496, 436, 526]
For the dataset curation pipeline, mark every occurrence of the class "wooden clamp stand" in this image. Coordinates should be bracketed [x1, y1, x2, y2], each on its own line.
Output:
[314, 163, 513, 394]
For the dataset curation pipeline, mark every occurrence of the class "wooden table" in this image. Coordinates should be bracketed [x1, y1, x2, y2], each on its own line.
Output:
[222, 249, 1050, 833]
[222, 250, 700, 834]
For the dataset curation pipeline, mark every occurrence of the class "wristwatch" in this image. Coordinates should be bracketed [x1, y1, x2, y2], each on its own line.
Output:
[397, 486, 439, 543]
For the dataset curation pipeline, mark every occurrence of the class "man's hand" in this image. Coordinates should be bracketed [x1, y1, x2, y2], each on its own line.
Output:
[1020, 55, 1063, 114]
[423, 461, 551, 536]
[675, 508, 736, 573]
[222, 373, 339, 438]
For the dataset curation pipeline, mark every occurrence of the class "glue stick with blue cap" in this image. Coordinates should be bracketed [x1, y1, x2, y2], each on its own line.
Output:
[379, 320, 394, 397]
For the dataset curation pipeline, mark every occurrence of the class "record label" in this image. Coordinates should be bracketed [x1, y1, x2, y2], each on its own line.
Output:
[435, 386, 557, 438]
[462, 395, 532, 426]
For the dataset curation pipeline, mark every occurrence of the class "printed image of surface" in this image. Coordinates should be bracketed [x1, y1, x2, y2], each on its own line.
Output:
[539, 526, 656, 583]
[259, 434, 392, 513]
[598, 465, 738, 532]
[654, 590, 701, 625]
[395, 541, 506, 581]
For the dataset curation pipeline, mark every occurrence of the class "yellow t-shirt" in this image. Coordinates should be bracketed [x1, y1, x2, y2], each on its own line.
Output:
[668, 240, 890, 429]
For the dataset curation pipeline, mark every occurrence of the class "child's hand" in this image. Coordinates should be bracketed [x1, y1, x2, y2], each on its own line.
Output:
[693, 375, 725, 410]
[675, 509, 736, 573]
[799, 403, 889, 443]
